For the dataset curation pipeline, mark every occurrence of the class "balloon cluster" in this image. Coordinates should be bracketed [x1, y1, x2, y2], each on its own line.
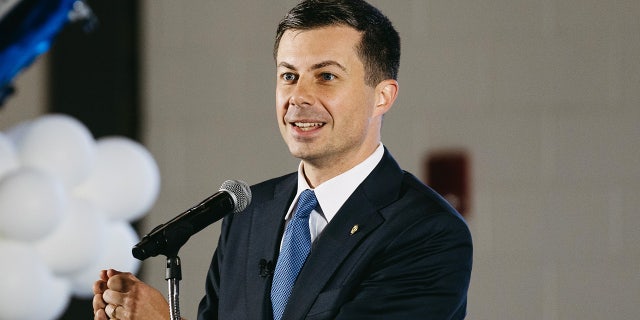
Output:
[0, 114, 160, 320]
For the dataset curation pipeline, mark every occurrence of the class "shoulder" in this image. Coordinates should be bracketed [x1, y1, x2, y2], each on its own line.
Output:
[388, 171, 466, 221]
[384, 171, 472, 243]
[403, 172, 463, 216]
[366, 149, 470, 237]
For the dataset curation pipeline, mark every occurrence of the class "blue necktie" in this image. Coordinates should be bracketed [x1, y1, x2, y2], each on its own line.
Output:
[271, 189, 318, 320]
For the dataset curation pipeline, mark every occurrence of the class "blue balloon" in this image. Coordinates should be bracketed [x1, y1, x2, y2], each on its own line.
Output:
[0, 0, 82, 106]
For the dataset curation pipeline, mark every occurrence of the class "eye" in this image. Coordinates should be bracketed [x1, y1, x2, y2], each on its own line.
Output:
[320, 73, 336, 81]
[281, 72, 297, 81]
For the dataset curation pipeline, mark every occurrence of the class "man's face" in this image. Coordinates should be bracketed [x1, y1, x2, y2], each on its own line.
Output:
[276, 25, 386, 172]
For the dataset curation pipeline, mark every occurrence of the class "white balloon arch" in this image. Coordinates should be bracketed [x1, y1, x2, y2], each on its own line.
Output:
[0, 114, 160, 320]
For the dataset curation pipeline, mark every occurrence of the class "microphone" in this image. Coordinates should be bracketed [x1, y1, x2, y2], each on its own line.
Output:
[259, 259, 274, 278]
[132, 179, 252, 260]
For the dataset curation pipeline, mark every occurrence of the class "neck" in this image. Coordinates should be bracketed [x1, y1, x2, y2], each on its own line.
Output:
[301, 143, 380, 188]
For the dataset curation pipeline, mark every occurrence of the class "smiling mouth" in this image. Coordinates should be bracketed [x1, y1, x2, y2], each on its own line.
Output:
[293, 122, 325, 131]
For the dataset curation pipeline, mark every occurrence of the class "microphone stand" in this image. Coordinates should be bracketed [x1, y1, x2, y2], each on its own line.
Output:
[166, 256, 182, 320]
[161, 231, 190, 320]
[134, 222, 195, 320]
[133, 186, 245, 320]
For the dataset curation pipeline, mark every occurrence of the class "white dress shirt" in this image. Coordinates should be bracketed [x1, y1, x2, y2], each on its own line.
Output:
[282, 143, 385, 243]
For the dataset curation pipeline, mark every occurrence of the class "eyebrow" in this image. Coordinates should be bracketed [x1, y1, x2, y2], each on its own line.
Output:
[277, 60, 348, 73]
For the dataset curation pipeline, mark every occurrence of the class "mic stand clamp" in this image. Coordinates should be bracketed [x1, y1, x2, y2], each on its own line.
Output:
[166, 256, 182, 320]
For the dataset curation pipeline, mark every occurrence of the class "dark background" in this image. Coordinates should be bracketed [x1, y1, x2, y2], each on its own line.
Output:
[50, 0, 141, 318]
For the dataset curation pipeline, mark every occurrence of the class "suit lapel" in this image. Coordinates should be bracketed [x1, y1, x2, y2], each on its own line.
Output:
[283, 191, 384, 319]
[283, 149, 404, 320]
[245, 175, 297, 319]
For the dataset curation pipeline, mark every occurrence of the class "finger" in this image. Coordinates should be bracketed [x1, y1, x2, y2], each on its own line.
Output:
[99, 269, 109, 282]
[93, 279, 108, 295]
[92, 293, 107, 311]
[94, 308, 108, 320]
[93, 270, 110, 295]
[104, 304, 120, 319]
[102, 289, 127, 306]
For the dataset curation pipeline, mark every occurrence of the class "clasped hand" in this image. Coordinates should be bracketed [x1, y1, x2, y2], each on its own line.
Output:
[92, 269, 172, 320]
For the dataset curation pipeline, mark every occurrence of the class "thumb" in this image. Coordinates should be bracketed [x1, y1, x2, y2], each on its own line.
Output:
[106, 269, 125, 278]
[106, 270, 140, 292]
[106, 269, 141, 281]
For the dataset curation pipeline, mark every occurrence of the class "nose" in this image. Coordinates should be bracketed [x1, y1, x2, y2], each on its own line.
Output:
[289, 78, 315, 107]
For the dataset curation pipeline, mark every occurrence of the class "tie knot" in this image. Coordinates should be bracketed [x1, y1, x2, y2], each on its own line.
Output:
[293, 189, 317, 219]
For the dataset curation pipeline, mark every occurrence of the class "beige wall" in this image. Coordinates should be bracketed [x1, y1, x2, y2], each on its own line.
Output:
[140, 1, 640, 318]
[144, 0, 640, 319]
[0, 55, 48, 128]
[3, 0, 638, 319]
[139, 2, 302, 316]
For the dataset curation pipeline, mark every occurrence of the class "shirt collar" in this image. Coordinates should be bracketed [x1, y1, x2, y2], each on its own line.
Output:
[286, 143, 385, 222]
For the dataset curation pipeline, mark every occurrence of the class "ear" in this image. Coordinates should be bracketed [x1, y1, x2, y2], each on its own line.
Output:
[373, 79, 399, 117]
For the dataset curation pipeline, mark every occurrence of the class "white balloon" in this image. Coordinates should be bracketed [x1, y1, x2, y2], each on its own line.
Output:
[3, 119, 33, 145]
[0, 168, 67, 241]
[70, 221, 141, 298]
[0, 240, 70, 320]
[0, 133, 19, 179]
[41, 276, 72, 320]
[74, 137, 160, 222]
[17, 114, 95, 188]
[35, 197, 108, 275]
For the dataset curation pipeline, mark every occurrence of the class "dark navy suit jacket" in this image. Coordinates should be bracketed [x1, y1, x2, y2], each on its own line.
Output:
[197, 149, 473, 319]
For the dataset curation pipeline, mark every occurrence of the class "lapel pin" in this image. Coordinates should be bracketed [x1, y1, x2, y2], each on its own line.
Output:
[350, 224, 359, 235]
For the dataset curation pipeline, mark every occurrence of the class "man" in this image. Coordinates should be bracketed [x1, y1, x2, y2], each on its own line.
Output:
[93, 1, 472, 319]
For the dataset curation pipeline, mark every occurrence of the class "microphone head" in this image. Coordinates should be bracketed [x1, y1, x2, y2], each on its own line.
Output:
[220, 180, 251, 213]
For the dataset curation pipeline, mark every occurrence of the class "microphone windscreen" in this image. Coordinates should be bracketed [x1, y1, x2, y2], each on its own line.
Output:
[220, 180, 251, 213]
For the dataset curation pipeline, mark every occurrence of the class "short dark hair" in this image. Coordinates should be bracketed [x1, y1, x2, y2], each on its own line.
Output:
[274, 0, 400, 86]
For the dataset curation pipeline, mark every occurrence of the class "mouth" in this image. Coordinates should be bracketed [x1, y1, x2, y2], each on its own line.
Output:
[292, 122, 325, 131]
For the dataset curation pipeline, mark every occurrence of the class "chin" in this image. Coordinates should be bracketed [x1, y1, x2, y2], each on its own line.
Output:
[288, 149, 310, 160]
[287, 146, 317, 161]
